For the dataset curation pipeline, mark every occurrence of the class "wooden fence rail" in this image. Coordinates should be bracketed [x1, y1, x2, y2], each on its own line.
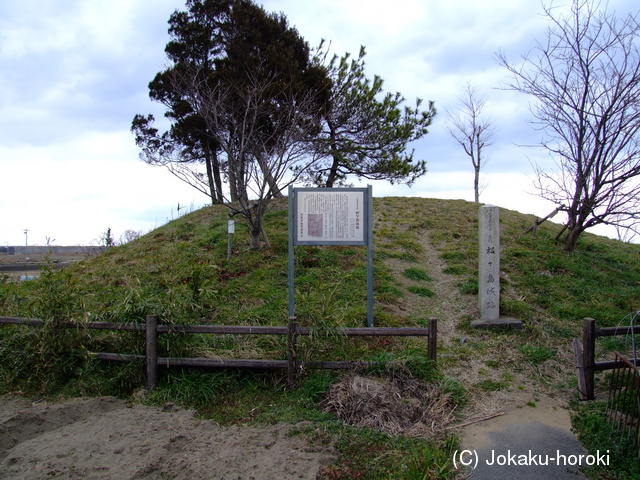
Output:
[0, 315, 437, 390]
[574, 317, 640, 400]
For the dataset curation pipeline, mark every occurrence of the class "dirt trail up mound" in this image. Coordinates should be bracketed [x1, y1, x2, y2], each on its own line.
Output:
[0, 394, 334, 480]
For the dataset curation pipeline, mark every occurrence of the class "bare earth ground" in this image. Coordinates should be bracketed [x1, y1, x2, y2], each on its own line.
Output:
[0, 394, 334, 480]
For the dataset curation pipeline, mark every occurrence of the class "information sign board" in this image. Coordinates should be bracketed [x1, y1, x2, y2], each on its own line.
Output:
[288, 186, 374, 326]
[293, 188, 369, 245]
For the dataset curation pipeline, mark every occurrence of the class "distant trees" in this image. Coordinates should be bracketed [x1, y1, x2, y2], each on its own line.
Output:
[102, 228, 114, 248]
[95, 228, 142, 250]
[497, 0, 640, 251]
[445, 82, 495, 203]
[119, 230, 142, 245]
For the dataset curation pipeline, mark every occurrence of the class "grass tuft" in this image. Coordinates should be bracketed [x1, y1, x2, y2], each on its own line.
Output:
[403, 267, 433, 282]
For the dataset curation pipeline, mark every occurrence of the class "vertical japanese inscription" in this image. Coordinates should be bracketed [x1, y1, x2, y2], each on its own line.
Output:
[479, 205, 500, 321]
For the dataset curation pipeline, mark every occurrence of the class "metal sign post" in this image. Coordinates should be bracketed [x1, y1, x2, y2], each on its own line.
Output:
[288, 185, 374, 327]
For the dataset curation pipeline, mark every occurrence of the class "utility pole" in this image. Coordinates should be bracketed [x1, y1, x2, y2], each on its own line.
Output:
[23, 229, 29, 248]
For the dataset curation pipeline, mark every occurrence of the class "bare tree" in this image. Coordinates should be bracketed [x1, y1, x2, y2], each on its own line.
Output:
[119, 230, 143, 245]
[172, 65, 323, 249]
[496, 0, 640, 251]
[445, 82, 495, 203]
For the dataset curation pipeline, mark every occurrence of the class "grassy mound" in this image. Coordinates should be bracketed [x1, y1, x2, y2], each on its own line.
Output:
[1, 196, 639, 479]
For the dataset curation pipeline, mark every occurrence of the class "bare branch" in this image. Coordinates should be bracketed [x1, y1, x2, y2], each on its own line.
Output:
[445, 82, 496, 203]
[496, 0, 640, 250]
[168, 61, 324, 248]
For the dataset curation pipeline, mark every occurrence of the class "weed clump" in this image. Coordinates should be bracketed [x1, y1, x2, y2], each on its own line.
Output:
[320, 373, 458, 437]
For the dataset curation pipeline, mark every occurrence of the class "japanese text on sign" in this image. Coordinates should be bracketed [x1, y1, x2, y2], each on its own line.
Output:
[296, 190, 365, 244]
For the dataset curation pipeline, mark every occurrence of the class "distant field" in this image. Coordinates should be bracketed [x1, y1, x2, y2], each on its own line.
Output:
[0, 249, 94, 280]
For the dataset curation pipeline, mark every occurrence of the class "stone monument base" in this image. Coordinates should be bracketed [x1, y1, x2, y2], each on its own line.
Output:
[471, 317, 523, 329]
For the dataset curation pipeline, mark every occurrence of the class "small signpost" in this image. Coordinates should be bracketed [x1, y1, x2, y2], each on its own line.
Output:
[288, 186, 374, 326]
[227, 219, 235, 261]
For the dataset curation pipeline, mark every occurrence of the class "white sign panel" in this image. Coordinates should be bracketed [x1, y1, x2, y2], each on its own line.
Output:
[295, 189, 367, 245]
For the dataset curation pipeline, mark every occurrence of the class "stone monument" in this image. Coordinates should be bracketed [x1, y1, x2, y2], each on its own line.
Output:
[472, 205, 522, 329]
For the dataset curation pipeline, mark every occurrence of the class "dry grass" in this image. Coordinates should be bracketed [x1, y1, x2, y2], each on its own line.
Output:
[321, 373, 458, 438]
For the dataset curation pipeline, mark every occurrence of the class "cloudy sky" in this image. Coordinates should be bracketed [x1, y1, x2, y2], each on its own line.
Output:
[1, 0, 637, 246]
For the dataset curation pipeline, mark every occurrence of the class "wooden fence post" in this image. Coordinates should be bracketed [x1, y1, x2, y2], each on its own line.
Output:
[287, 316, 297, 389]
[428, 319, 437, 362]
[582, 318, 596, 400]
[574, 337, 588, 401]
[146, 315, 158, 391]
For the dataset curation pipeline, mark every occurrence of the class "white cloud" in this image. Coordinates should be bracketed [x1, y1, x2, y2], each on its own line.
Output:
[1, 0, 637, 246]
[0, 130, 209, 245]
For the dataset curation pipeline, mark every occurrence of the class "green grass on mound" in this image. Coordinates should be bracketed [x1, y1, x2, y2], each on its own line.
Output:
[1, 196, 639, 479]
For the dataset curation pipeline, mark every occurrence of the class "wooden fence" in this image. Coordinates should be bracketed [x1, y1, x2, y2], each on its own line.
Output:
[0, 315, 437, 390]
[574, 317, 640, 400]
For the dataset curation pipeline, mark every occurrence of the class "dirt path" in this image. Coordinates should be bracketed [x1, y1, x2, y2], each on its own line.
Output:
[0, 394, 334, 480]
[379, 225, 575, 421]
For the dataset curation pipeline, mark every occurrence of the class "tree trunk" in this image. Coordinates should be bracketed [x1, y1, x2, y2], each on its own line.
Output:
[204, 148, 218, 205]
[474, 132, 481, 203]
[255, 150, 283, 198]
[473, 166, 480, 203]
[325, 155, 339, 188]
[563, 226, 583, 252]
[229, 165, 239, 202]
[562, 189, 588, 251]
[211, 149, 224, 203]
[325, 123, 341, 188]
[249, 228, 261, 249]
[228, 156, 248, 203]
[236, 156, 248, 203]
[246, 203, 270, 250]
